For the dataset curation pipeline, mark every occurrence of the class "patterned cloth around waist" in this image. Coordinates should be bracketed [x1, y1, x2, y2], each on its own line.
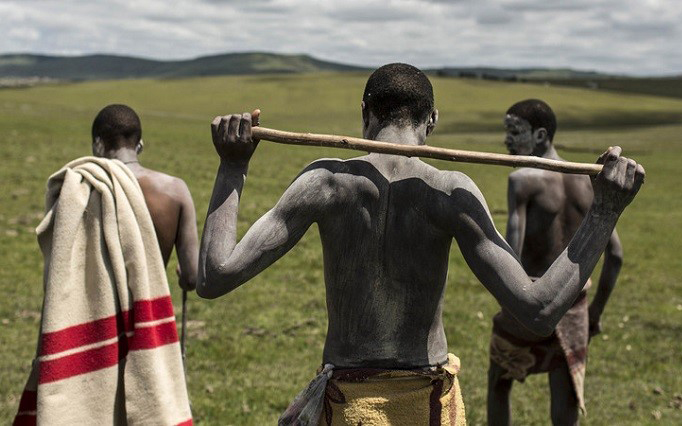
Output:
[490, 282, 591, 413]
[279, 354, 466, 426]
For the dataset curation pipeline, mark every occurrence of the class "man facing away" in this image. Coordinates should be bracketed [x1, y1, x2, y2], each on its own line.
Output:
[197, 64, 643, 425]
[487, 99, 623, 425]
[92, 104, 198, 290]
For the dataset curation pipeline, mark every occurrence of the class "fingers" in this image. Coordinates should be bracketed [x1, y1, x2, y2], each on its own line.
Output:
[211, 115, 222, 141]
[251, 109, 261, 142]
[623, 158, 637, 190]
[633, 163, 646, 194]
[227, 114, 240, 143]
[239, 113, 252, 143]
[596, 146, 612, 165]
[212, 112, 258, 142]
[599, 146, 622, 182]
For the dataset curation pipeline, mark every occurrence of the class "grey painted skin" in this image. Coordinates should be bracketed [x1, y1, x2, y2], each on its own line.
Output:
[487, 114, 624, 425]
[197, 107, 643, 371]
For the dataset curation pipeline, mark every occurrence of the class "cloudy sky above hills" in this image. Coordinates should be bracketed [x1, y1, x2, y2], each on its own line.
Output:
[0, 0, 679, 76]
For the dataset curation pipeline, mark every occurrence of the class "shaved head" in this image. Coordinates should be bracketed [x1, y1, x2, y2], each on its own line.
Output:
[92, 104, 142, 150]
[363, 63, 434, 128]
[506, 99, 557, 142]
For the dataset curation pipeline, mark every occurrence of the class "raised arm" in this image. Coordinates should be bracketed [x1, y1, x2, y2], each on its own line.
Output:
[505, 173, 529, 256]
[588, 228, 623, 337]
[449, 147, 643, 336]
[175, 179, 199, 291]
[197, 112, 320, 299]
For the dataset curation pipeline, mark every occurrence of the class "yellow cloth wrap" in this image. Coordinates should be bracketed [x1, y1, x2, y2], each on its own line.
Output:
[320, 353, 466, 426]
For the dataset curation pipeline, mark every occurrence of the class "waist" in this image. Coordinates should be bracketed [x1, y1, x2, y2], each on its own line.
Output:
[326, 352, 460, 381]
[323, 348, 449, 371]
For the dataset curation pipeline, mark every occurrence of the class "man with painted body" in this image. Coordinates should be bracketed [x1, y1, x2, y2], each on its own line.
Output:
[197, 65, 643, 424]
[92, 104, 199, 290]
[487, 99, 623, 425]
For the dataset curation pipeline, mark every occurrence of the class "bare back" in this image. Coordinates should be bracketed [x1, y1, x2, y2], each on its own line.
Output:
[314, 154, 470, 368]
[124, 163, 199, 290]
[128, 165, 182, 262]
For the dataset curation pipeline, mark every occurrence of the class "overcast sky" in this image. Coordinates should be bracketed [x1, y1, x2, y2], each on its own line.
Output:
[0, 0, 679, 76]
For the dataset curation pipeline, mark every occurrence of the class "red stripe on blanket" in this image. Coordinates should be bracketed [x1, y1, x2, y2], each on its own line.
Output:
[133, 295, 175, 323]
[176, 419, 194, 426]
[129, 319, 179, 350]
[38, 319, 179, 384]
[12, 413, 36, 426]
[40, 311, 131, 356]
[40, 296, 174, 356]
[39, 340, 128, 384]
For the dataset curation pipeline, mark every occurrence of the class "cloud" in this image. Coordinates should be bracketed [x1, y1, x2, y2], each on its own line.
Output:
[0, 0, 679, 75]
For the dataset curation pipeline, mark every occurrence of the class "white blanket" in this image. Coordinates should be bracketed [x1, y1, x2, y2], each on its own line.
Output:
[14, 157, 192, 425]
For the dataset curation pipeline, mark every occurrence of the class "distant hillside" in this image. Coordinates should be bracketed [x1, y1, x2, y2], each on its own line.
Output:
[430, 67, 607, 81]
[2, 53, 680, 100]
[528, 77, 682, 100]
[0, 52, 367, 81]
[431, 67, 682, 99]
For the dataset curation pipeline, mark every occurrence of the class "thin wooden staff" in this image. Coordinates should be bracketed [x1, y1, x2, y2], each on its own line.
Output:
[252, 127, 603, 175]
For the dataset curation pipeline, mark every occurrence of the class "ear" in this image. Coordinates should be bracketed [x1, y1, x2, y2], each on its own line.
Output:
[426, 109, 439, 136]
[361, 101, 369, 128]
[136, 139, 144, 155]
[92, 137, 105, 157]
[534, 127, 548, 145]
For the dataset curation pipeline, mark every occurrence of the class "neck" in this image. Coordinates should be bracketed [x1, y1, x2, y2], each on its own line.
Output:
[370, 124, 425, 146]
[536, 144, 561, 160]
[104, 147, 139, 164]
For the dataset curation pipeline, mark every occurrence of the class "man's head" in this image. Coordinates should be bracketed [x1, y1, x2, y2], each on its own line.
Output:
[362, 63, 437, 142]
[91, 104, 143, 157]
[504, 99, 556, 156]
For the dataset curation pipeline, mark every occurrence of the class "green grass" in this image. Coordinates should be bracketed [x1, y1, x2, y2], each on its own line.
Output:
[1, 74, 681, 425]
[538, 77, 682, 100]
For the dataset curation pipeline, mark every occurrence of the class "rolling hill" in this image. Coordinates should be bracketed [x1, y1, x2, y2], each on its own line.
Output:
[0, 52, 366, 81]
[2, 52, 681, 100]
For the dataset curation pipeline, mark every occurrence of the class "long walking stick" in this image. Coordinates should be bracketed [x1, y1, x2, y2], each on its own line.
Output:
[252, 127, 603, 175]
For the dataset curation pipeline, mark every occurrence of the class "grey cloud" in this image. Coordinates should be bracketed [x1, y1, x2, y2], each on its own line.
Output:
[476, 9, 513, 25]
[326, 6, 416, 23]
[0, 0, 680, 75]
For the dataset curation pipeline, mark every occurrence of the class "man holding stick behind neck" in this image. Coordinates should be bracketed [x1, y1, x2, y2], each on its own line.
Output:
[198, 64, 644, 425]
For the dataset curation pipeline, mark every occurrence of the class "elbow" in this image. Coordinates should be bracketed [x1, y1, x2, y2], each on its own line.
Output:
[196, 281, 217, 299]
[516, 300, 558, 337]
[524, 313, 557, 337]
[196, 263, 239, 299]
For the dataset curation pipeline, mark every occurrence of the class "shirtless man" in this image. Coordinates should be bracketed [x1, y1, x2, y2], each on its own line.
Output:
[92, 104, 198, 290]
[197, 64, 643, 424]
[487, 99, 623, 425]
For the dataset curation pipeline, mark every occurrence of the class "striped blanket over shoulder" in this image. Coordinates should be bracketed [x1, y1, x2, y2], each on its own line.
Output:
[14, 157, 192, 425]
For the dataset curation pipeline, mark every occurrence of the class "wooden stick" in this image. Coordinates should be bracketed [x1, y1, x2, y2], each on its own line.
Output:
[252, 127, 603, 175]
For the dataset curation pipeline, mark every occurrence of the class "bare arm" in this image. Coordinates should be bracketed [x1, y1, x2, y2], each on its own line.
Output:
[505, 174, 529, 257]
[588, 228, 623, 337]
[197, 112, 322, 299]
[175, 179, 199, 291]
[449, 147, 643, 336]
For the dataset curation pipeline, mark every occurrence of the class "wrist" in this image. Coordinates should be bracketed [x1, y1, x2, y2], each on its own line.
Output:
[220, 158, 250, 170]
[588, 205, 620, 221]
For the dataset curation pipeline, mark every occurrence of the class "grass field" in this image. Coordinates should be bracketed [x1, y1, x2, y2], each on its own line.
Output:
[1, 73, 681, 425]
